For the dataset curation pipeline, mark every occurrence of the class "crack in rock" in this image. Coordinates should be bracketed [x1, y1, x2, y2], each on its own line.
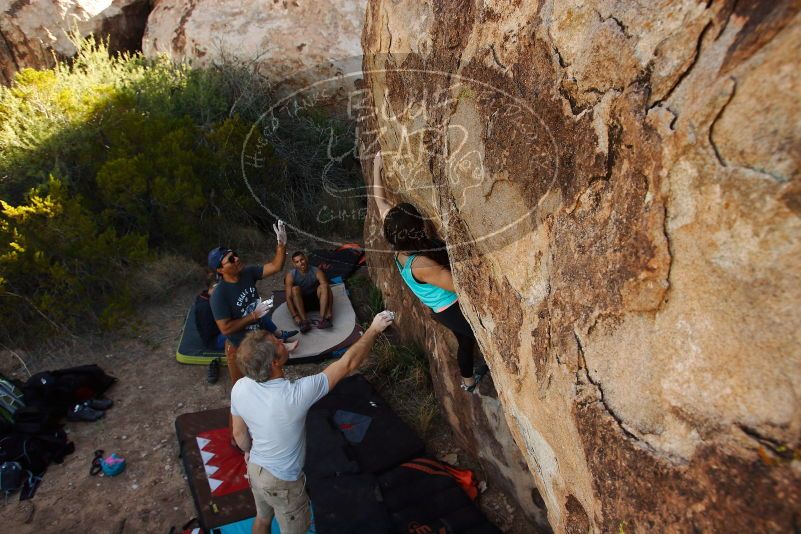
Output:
[709, 77, 737, 167]
[489, 43, 508, 70]
[573, 331, 657, 452]
[650, 20, 714, 109]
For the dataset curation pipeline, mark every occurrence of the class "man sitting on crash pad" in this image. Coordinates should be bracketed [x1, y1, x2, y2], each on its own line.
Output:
[231, 310, 394, 534]
[284, 251, 334, 332]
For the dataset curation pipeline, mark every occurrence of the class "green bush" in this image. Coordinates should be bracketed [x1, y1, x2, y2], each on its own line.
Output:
[0, 36, 364, 342]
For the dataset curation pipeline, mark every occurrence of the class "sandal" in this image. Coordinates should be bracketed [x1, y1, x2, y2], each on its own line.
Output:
[299, 320, 312, 334]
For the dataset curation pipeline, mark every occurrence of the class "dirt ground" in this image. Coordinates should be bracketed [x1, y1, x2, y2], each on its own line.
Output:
[0, 265, 523, 533]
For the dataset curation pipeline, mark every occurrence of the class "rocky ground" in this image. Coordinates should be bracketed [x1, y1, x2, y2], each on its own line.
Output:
[0, 263, 524, 533]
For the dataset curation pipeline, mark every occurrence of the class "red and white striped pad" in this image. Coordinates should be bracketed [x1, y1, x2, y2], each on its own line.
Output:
[196, 427, 250, 497]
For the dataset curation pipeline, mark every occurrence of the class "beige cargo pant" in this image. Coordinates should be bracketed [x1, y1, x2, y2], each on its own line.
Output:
[247, 463, 310, 534]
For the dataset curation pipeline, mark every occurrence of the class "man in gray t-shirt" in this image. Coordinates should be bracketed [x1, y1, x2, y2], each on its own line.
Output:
[284, 251, 334, 332]
[232, 311, 394, 534]
[210, 264, 265, 347]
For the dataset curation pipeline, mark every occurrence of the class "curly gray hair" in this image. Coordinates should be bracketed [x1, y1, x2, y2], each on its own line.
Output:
[237, 330, 276, 382]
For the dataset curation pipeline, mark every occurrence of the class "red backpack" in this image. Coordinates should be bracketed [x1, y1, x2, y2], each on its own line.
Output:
[400, 457, 479, 500]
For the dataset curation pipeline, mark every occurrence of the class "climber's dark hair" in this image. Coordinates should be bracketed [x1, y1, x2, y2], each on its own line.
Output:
[291, 251, 305, 259]
[383, 203, 451, 269]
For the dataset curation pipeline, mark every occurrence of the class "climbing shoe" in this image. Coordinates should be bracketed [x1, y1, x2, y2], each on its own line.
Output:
[207, 358, 220, 384]
[299, 320, 312, 334]
[67, 403, 105, 422]
[460, 364, 490, 394]
[460, 381, 478, 393]
[86, 398, 113, 411]
[317, 318, 333, 329]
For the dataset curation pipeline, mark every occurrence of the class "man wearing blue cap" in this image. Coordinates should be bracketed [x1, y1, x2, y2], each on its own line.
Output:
[207, 220, 292, 438]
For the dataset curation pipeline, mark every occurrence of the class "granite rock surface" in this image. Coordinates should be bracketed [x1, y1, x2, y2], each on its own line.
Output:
[359, 1, 801, 531]
[1, 0, 151, 84]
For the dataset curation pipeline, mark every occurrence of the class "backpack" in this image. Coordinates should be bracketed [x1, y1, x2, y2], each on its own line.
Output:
[0, 429, 73, 500]
[195, 290, 221, 347]
[0, 374, 25, 424]
[23, 364, 116, 417]
[0, 461, 23, 495]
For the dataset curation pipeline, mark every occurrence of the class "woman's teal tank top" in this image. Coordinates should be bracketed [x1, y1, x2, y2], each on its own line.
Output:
[394, 254, 458, 312]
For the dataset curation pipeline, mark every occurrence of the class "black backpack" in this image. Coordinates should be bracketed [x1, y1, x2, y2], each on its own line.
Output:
[0, 461, 23, 495]
[0, 428, 73, 500]
[195, 290, 221, 347]
[23, 364, 116, 417]
[0, 373, 24, 424]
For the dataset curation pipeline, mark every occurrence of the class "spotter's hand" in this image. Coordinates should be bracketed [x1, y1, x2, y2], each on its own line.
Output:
[273, 220, 287, 245]
[370, 310, 394, 333]
[253, 299, 272, 319]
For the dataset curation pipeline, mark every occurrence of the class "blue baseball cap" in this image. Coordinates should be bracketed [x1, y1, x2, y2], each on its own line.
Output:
[207, 246, 231, 271]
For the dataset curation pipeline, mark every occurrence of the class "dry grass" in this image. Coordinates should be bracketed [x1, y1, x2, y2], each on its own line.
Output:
[349, 275, 443, 440]
[128, 253, 207, 304]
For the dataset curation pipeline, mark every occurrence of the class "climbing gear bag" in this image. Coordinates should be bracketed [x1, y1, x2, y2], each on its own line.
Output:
[0, 374, 25, 424]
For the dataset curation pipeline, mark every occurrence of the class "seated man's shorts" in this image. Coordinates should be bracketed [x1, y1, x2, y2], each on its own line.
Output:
[247, 463, 310, 534]
[301, 291, 320, 312]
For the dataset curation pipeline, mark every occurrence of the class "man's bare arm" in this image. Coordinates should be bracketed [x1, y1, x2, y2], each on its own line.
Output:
[232, 415, 252, 452]
[315, 267, 330, 288]
[284, 272, 300, 320]
[323, 312, 393, 389]
[216, 314, 257, 336]
[263, 220, 288, 278]
[262, 242, 287, 278]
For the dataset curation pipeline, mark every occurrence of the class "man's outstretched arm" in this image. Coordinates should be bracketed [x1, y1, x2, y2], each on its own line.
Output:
[323, 311, 393, 389]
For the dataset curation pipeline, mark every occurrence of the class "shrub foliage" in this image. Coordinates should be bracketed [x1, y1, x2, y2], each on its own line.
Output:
[0, 37, 364, 341]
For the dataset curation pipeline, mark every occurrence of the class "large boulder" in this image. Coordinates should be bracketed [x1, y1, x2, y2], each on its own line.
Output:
[142, 0, 366, 100]
[359, 0, 801, 531]
[0, 0, 152, 85]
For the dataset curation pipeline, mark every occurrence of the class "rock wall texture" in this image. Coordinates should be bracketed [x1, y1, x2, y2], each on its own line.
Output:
[359, 0, 801, 531]
[0, 0, 151, 84]
[142, 0, 366, 100]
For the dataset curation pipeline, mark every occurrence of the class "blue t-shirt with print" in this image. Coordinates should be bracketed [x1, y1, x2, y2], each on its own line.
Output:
[210, 265, 263, 347]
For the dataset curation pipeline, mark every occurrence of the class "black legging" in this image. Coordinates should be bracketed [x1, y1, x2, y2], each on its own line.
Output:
[431, 302, 477, 379]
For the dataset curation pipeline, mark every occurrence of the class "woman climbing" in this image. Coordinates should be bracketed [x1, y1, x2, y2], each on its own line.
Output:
[371, 151, 488, 392]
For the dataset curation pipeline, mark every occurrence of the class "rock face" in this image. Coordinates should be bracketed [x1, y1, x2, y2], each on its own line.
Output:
[142, 0, 366, 99]
[359, 0, 801, 531]
[0, 0, 152, 85]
